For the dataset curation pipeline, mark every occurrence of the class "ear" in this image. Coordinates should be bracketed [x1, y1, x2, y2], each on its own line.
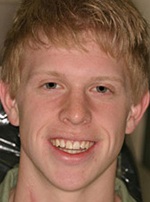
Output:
[0, 81, 19, 126]
[125, 91, 150, 134]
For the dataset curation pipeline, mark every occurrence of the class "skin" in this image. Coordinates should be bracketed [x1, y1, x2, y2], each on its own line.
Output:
[0, 41, 149, 202]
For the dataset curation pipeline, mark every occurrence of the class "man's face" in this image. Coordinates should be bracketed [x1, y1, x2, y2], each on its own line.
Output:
[14, 42, 133, 191]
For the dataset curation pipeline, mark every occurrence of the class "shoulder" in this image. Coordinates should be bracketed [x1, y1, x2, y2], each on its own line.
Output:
[0, 166, 18, 202]
[115, 178, 136, 202]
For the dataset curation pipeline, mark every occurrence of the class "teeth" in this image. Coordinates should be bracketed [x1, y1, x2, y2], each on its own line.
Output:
[60, 139, 65, 148]
[50, 139, 94, 154]
[66, 141, 73, 149]
[56, 139, 60, 147]
[73, 141, 80, 150]
[80, 141, 86, 149]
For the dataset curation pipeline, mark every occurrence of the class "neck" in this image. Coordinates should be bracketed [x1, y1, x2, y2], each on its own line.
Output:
[10, 186, 121, 202]
[11, 156, 119, 202]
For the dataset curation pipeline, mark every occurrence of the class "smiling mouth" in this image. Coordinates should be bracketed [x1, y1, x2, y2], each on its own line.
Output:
[50, 139, 95, 154]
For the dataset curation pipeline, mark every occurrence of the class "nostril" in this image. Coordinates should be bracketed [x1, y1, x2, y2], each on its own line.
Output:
[59, 105, 92, 125]
[59, 92, 92, 125]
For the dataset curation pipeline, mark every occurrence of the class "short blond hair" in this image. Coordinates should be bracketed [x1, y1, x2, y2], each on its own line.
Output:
[1, 0, 150, 103]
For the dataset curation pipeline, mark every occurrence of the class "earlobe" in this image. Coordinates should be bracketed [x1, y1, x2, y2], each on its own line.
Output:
[125, 91, 150, 134]
[0, 81, 19, 126]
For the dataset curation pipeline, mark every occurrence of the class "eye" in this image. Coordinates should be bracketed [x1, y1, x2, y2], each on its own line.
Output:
[95, 85, 110, 93]
[44, 82, 60, 89]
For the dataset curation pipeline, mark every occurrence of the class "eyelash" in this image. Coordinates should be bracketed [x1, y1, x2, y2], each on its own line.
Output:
[92, 85, 113, 95]
[42, 82, 114, 96]
[43, 82, 60, 89]
[96, 86, 109, 93]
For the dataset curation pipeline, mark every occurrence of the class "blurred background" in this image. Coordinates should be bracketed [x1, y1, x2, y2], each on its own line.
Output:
[0, 0, 150, 201]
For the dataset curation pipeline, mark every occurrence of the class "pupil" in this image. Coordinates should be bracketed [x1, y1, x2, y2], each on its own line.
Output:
[97, 86, 106, 92]
[46, 83, 56, 88]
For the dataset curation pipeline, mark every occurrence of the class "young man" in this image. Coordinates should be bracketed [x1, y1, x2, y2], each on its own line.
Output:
[0, 0, 149, 201]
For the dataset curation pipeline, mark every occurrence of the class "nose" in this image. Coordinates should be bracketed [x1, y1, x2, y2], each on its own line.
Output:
[59, 91, 92, 126]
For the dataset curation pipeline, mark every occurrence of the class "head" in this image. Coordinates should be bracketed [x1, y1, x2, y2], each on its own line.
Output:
[0, 0, 149, 104]
[0, 0, 150, 196]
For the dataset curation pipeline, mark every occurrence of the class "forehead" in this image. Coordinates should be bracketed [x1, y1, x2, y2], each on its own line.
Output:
[22, 39, 125, 68]
[20, 41, 130, 90]
[21, 29, 127, 68]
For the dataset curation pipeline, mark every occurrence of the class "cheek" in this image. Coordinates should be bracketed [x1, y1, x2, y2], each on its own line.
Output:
[94, 102, 129, 150]
[18, 93, 47, 123]
[96, 102, 128, 131]
[17, 99, 44, 146]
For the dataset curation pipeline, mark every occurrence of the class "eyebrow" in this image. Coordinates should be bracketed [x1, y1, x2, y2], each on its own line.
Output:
[27, 70, 125, 86]
[89, 75, 125, 85]
[27, 70, 64, 81]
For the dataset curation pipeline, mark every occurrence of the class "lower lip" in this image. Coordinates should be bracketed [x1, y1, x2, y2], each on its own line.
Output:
[48, 141, 96, 165]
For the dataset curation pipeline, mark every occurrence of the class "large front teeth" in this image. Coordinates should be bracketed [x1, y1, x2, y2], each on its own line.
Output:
[50, 139, 94, 153]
